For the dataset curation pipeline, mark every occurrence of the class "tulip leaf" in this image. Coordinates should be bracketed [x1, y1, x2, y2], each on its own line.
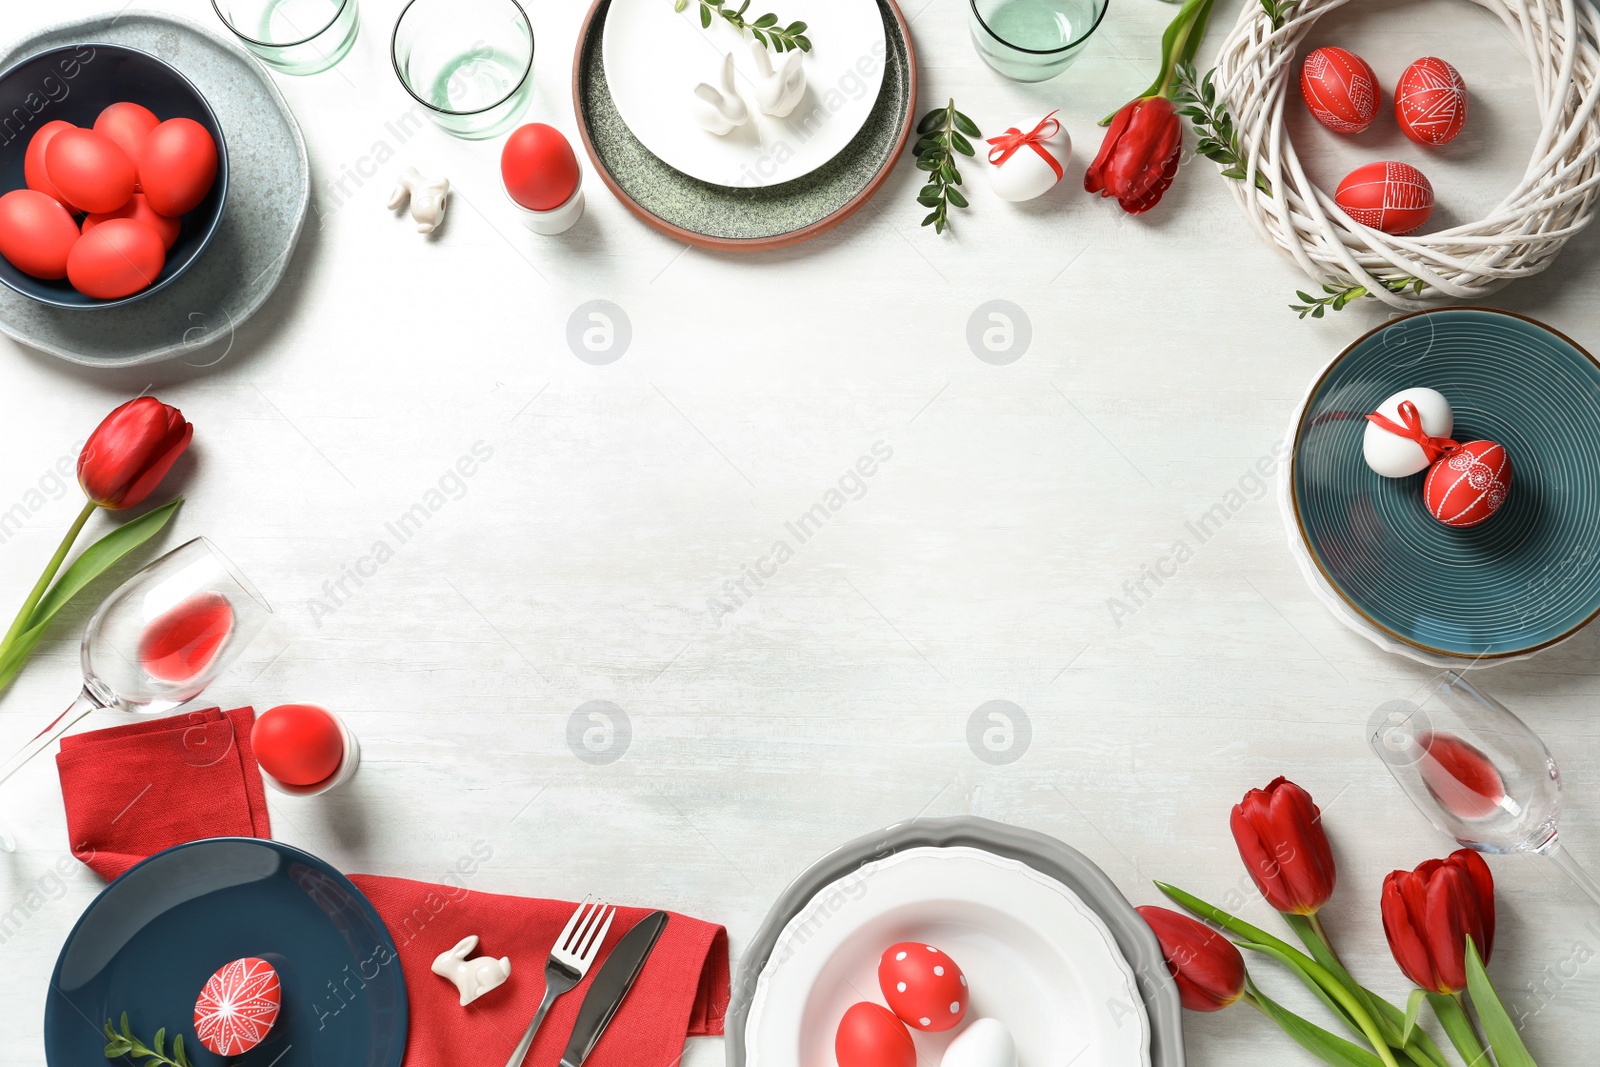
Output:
[24, 499, 182, 634]
[1427, 992, 1491, 1067]
[1466, 939, 1538, 1067]
[1249, 982, 1387, 1067]
[1238, 939, 1360, 1036]
[1403, 989, 1426, 1046]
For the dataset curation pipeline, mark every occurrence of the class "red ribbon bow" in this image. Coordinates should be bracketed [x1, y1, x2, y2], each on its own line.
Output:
[1364, 400, 1460, 464]
[987, 111, 1064, 180]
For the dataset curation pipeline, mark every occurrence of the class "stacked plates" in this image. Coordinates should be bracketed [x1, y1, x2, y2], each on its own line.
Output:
[729, 817, 1183, 1067]
[1278, 307, 1600, 666]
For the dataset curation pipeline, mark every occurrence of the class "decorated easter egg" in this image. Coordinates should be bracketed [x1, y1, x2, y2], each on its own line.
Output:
[0, 189, 81, 280]
[1425, 440, 1511, 527]
[1363, 387, 1454, 477]
[878, 942, 968, 1032]
[253, 703, 345, 786]
[139, 118, 218, 217]
[501, 123, 581, 211]
[943, 1019, 1018, 1067]
[1300, 47, 1379, 134]
[1395, 57, 1468, 146]
[44, 127, 137, 214]
[24, 120, 76, 208]
[1335, 161, 1434, 234]
[94, 102, 161, 163]
[195, 957, 281, 1057]
[66, 217, 164, 299]
[986, 111, 1071, 202]
[83, 193, 181, 250]
[834, 1003, 915, 1067]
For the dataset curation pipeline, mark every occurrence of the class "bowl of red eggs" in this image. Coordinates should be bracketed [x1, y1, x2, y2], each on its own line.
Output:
[0, 43, 227, 310]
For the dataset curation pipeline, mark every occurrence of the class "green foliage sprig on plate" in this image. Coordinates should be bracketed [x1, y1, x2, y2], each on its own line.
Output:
[104, 1014, 193, 1067]
[914, 99, 981, 235]
[675, 0, 811, 51]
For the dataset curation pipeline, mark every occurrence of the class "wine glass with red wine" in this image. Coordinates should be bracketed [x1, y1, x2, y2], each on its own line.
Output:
[1370, 671, 1600, 906]
[0, 538, 271, 851]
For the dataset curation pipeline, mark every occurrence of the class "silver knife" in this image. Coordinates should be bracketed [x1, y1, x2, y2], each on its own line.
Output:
[558, 910, 670, 1067]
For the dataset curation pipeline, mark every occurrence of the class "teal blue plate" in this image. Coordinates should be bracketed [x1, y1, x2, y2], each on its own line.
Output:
[1291, 307, 1600, 659]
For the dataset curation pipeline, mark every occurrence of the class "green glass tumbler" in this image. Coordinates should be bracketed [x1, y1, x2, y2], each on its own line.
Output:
[212, 0, 360, 76]
[969, 0, 1109, 82]
[391, 0, 536, 140]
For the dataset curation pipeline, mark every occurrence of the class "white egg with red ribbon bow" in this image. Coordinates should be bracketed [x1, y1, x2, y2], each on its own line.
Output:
[1362, 387, 1456, 477]
[985, 112, 1071, 202]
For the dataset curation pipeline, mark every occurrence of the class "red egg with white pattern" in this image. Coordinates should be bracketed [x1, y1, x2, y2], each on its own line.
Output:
[834, 1002, 915, 1067]
[1395, 57, 1468, 146]
[195, 957, 281, 1056]
[1424, 441, 1511, 527]
[1335, 161, 1434, 235]
[878, 942, 968, 1032]
[1301, 46, 1380, 134]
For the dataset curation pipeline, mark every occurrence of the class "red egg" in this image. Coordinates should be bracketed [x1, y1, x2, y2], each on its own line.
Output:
[94, 101, 161, 163]
[1395, 57, 1468, 146]
[195, 957, 281, 1056]
[1301, 46, 1380, 134]
[1335, 161, 1434, 234]
[1425, 441, 1511, 527]
[66, 218, 165, 299]
[84, 193, 182, 250]
[252, 703, 345, 786]
[0, 189, 81, 279]
[878, 942, 968, 1032]
[501, 123, 580, 211]
[139, 118, 218, 217]
[24, 120, 77, 209]
[835, 1003, 915, 1067]
[44, 127, 137, 214]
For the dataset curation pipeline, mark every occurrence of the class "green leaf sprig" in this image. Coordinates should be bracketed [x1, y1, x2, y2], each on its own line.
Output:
[1291, 277, 1425, 318]
[1172, 63, 1268, 194]
[1260, 0, 1298, 30]
[673, 0, 811, 52]
[914, 99, 980, 235]
[104, 1014, 193, 1067]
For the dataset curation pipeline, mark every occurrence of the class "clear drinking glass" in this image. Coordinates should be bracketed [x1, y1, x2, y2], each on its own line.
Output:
[212, 0, 361, 75]
[391, 0, 535, 139]
[1369, 671, 1600, 906]
[969, 0, 1109, 82]
[0, 538, 271, 852]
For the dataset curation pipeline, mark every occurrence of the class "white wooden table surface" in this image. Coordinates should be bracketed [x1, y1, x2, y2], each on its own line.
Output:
[2, 0, 1597, 1063]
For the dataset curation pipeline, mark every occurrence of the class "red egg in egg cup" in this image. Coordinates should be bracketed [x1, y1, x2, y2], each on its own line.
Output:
[253, 704, 362, 797]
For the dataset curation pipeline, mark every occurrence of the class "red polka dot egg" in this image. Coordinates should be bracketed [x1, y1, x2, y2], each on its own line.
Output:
[194, 957, 281, 1056]
[1396, 57, 1468, 146]
[834, 1002, 915, 1067]
[1425, 440, 1511, 527]
[1301, 46, 1380, 134]
[878, 942, 968, 1032]
[1336, 161, 1434, 235]
[252, 704, 345, 786]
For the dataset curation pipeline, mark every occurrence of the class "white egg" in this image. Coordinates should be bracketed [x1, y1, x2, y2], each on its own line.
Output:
[986, 115, 1071, 202]
[1362, 387, 1453, 478]
[940, 1018, 1016, 1067]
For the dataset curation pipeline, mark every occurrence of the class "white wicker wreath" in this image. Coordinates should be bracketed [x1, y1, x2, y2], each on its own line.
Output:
[1212, 0, 1600, 308]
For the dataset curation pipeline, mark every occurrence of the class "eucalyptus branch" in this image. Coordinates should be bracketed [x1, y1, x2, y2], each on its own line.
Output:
[1172, 62, 1269, 194]
[674, 0, 811, 51]
[104, 1014, 193, 1067]
[913, 99, 981, 235]
[1291, 276, 1425, 318]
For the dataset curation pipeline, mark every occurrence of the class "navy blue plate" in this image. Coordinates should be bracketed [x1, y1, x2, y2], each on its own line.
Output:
[0, 43, 228, 310]
[46, 838, 406, 1067]
[1291, 307, 1600, 659]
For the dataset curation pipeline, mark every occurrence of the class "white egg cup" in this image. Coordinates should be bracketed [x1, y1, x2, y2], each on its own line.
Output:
[506, 167, 586, 235]
[259, 710, 361, 797]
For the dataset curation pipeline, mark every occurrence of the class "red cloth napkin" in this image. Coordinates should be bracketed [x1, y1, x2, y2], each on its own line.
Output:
[56, 706, 270, 880]
[348, 876, 729, 1067]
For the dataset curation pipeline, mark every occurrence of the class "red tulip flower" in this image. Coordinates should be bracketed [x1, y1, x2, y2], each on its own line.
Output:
[1137, 905, 1246, 1012]
[1084, 97, 1183, 215]
[78, 397, 193, 510]
[1381, 849, 1495, 994]
[1231, 777, 1337, 915]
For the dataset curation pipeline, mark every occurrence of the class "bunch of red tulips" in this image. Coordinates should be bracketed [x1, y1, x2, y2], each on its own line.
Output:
[1141, 777, 1539, 1067]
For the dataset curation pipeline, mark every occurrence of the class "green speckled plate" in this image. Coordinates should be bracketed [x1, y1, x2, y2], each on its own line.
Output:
[572, 0, 915, 250]
[1291, 308, 1600, 660]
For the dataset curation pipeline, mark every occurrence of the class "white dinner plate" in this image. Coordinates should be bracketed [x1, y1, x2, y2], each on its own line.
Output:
[601, 0, 886, 188]
[746, 847, 1151, 1067]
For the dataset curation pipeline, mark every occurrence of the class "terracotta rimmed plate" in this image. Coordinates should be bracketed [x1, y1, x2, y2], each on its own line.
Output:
[572, 0, 915, 250]
[1287, 307, 1600, 661]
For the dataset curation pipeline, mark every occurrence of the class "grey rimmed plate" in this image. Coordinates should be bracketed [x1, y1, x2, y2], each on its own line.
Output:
[0, 11, 309, 367]
[572, 0, 916, 250]
[727, 816, 1184, 1067]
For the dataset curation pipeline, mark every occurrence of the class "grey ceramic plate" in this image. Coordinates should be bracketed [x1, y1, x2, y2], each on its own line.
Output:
[0, 11, 309, 367]
[572, 0, 915, 250]
[727, 817, 1184, 1067]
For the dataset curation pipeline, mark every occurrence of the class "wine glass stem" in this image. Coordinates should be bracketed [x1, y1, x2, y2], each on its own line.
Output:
[1546, 840, 1600, 907]
[0, 689, 101, 851]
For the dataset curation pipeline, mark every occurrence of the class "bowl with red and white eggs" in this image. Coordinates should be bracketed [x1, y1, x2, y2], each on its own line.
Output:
[0, 43, 228, 310]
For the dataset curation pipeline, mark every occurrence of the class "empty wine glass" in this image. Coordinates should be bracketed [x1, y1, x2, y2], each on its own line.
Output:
[1369, 671, 1600, 905]
[0, 538, 271, 852]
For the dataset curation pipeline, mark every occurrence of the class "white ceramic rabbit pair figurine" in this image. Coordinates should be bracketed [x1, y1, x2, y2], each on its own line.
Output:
[693, 42, 805, 135]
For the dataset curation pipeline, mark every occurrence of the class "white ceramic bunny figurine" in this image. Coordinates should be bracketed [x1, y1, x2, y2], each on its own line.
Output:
[388, 166, 451, 234]
[430, 935, 512, 1006]
[692, 52, 749, 135]
[749, 40, 805, 117]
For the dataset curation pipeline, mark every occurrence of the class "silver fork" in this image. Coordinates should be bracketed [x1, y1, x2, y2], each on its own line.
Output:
[502, 897, 617, 1067]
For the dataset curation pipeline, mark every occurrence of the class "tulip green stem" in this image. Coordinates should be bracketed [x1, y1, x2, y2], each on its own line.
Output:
[1429, 992, 1492, 1066]
[0, 500, 97, 653]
